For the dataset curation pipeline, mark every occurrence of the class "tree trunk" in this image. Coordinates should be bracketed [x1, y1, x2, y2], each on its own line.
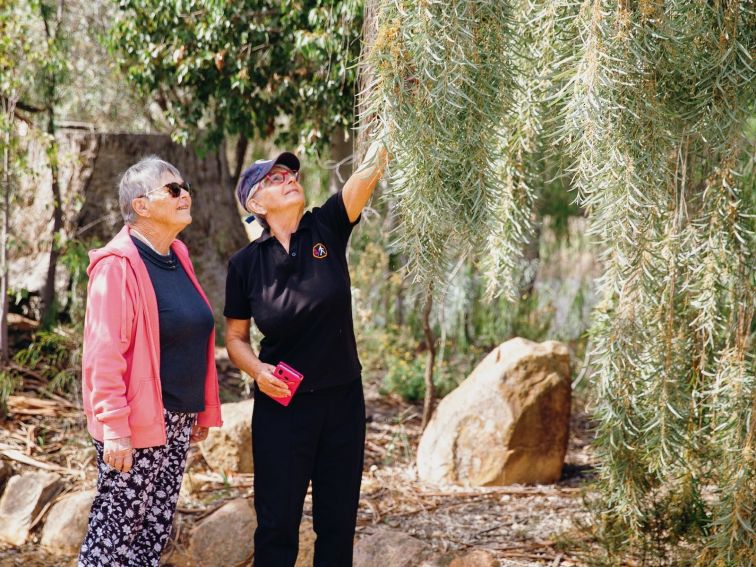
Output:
[231, 134, 248, 190]
[0, 96, 15, 363]
[421, 283, 436, 430]
[40, 108, 63, 327]
[74, 133, 248, 332]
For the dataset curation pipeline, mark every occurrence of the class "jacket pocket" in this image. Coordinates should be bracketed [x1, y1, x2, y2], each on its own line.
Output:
[127, 378, 160, 426]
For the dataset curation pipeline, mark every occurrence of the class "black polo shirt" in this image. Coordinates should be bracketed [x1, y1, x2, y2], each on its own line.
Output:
[224, 190, 362, 393]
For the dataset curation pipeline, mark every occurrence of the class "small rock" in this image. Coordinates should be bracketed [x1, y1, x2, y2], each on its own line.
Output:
[448, 549, 500, 567]
[180, 471, 208, 498]
[0, 472, 63, 545]
[354, 527, 434, 567]
[40, 490, 96, 555]
[200, 399, 254, 473]
[187, 498, 256, 567]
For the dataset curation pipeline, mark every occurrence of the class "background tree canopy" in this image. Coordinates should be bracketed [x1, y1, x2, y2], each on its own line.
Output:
[109, 0, 363, 157]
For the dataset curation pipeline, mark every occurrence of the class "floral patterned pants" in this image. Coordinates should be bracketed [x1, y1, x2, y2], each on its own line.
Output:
[78, 410, 196, 567]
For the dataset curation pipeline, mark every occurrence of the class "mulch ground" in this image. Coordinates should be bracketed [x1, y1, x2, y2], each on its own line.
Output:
[0, 365, 602, 567]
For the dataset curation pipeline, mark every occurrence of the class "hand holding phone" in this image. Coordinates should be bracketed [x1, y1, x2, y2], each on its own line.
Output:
[270, 362, 303, 406]
[254, 362, 292, 399]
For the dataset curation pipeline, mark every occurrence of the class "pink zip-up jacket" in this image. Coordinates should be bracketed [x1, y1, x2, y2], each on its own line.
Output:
[81, 225, 223, 448]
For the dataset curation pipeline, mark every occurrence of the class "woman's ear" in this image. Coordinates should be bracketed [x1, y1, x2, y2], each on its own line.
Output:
[248, 198, 267, 216]
[131, 197, 151, 219]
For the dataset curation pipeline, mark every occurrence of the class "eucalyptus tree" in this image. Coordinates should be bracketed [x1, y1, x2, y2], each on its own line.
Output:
[108, 0, 363, 184]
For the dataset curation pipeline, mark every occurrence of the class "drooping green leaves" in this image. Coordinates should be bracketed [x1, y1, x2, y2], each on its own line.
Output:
[552, 0, 755, 560]
[364, 0, 515, 290]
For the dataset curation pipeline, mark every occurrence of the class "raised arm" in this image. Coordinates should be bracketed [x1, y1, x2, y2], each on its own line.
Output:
[341, 140, 390, 223]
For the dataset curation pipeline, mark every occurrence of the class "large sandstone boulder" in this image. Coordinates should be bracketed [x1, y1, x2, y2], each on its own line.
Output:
[0, 472, 63, 545]
[200, 399, 254, 473]
[187, 498, 257, 567]
[354, 527, 435, 567]
[417, 337, 571, 486]
[40, 490, 96, 555]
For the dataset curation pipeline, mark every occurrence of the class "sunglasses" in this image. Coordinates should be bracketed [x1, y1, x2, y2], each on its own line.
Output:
[141, 181, 193, 199]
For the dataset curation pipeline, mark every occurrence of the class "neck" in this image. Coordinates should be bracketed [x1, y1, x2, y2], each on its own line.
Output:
[129, 221, 179, 255]
[267, 206, 304, 246]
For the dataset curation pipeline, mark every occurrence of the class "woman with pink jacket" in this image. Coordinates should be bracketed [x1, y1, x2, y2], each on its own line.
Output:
[78, 156, 222, 567]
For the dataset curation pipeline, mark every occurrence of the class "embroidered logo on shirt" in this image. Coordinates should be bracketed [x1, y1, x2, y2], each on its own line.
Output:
[312, 243, 328, 259]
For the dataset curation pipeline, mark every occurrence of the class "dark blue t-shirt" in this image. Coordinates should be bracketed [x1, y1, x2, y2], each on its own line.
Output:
[131, 236, 214, 412]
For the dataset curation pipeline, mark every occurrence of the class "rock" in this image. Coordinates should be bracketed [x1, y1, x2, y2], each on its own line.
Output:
[187, 498, 257, 567]
[40, 490, 96, 555]
[0, 472, 63, 545]
[417, 337, 571, 486]
[354, 527, 434, 567]
[180, 471, 209, 498]
[200, 399, 254, 474]
[295, 518, 316, 567]
[448, 549, 499, 567]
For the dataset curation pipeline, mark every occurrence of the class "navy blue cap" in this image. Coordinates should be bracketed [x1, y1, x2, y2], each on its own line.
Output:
[236, 151, 300, 212]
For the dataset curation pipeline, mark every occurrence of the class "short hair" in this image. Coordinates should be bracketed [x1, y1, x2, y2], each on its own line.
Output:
[118, 155, 182, 224]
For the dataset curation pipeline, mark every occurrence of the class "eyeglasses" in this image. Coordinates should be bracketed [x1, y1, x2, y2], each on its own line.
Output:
[141, 181, 192, 199]
[263, 169, 300, 187]
[249, 169, 301, 201]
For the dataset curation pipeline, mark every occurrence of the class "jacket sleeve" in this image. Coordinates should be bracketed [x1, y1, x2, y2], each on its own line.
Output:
[82, 256, 135, 440]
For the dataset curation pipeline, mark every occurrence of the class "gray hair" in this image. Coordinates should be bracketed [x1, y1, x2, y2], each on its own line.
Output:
[118, 155, 182, 224]
[248, 181, 270, 231]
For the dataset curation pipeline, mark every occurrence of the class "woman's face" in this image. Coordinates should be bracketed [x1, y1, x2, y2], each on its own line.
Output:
[247, 165, 305, 216]
[138, 171, 193, 230]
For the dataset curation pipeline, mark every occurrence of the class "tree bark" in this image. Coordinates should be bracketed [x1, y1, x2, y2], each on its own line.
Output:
[421, 283, 436, 430]
[0, 96, 16, 363]
[231, 134, 248, 190]
[40, 108, 63, 328]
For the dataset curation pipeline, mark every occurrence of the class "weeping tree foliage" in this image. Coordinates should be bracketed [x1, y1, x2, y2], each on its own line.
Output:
[481, 0, 576, 302]
[363, 0, 515, 289]
[551, 0, 755, 561]
[363, 0, 754, 562]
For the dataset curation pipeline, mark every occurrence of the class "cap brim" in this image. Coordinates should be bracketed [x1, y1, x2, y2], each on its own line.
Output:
[273, 152, 300, 172]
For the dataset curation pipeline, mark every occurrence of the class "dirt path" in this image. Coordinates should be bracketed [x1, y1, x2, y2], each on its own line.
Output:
[0, 372, 598, 566]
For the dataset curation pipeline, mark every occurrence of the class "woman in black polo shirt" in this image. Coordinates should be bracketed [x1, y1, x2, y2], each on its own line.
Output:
[224, 142, 388, 567]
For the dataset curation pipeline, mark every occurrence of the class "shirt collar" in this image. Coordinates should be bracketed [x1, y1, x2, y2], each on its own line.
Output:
[254, 211, 312, 244]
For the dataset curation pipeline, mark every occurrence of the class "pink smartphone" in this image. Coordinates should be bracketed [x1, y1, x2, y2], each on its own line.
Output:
[271, 361, 304, 406]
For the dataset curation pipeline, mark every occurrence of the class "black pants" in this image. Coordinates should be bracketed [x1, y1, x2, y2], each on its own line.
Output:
[252, 378, 366, 567]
